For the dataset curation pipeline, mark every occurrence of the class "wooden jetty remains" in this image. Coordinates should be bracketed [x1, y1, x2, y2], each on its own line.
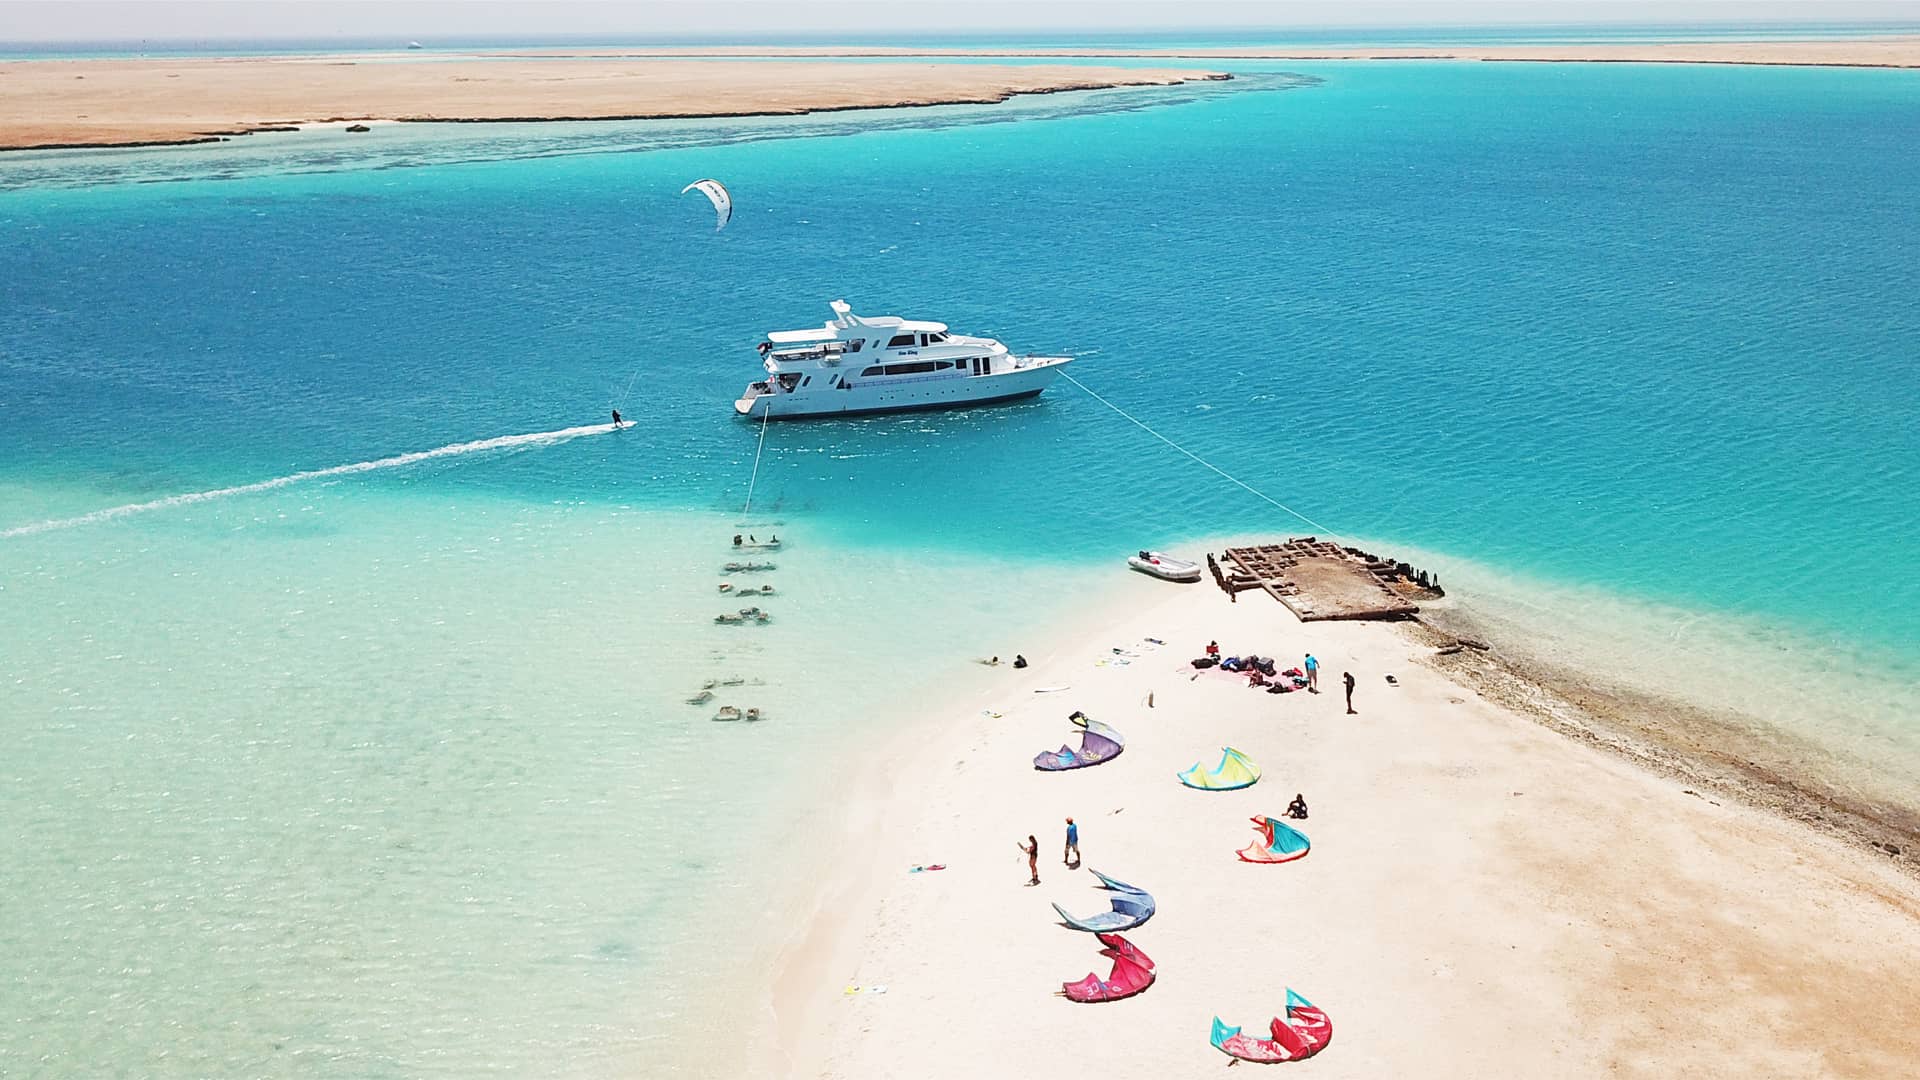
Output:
[1212, 538, 1443, 622]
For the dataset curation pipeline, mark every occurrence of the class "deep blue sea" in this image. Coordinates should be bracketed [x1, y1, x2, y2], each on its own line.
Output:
[2, 55, 1917, 1076]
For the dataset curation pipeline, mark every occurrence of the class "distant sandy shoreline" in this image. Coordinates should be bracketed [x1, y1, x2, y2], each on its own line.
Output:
[0, 56, 1225, 152]
[5, 35, 1916, 153]
[492, 36, 1920, 69]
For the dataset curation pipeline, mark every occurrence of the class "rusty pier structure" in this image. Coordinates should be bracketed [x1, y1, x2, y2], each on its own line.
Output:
[1207, 538, 1445, 622]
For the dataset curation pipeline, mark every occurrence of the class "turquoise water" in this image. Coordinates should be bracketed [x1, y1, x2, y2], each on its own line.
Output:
[4, 60, 1918, 1074]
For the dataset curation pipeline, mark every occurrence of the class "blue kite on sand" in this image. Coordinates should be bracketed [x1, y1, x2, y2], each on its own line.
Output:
[1052, 868, 1156, 932]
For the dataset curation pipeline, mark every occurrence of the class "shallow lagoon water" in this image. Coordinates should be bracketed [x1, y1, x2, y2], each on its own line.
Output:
[2, 59, 1917, 1074]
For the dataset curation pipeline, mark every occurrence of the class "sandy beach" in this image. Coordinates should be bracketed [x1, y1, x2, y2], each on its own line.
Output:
[775, 565, 1920, 1078]
[6, 34, 1917, 152]
[0, 56, 1224, 151]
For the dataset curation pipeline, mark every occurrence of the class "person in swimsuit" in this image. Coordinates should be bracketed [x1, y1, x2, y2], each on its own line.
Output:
[1018, 835, 1039, 886]
[1064, 817, 1079, 867]
[611, 409, 623, 426]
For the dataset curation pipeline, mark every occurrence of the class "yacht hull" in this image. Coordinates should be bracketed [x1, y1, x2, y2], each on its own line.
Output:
[736, 362, 1066, 420]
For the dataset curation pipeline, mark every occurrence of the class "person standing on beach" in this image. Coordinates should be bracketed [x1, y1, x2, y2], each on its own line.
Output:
[1064, 817, 1079, 867]
[1304, 653, 1319, 693]
[1344, 671, 1356, 713]
[1018, 835, 1040, 886]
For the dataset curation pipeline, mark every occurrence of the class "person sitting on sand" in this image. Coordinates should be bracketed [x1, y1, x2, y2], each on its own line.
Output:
[733, 534, 743, 547]
[1013, 655, 1028, 669]
[1286, 794, 1309, 820]
[1018, 835, 1040, 886]
[1247, 669, 1267, 687]
[979, 656, 1001, 666]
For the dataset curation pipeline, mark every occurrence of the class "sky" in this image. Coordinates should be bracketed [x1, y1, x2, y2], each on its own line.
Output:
[2, 0, 1917, 43]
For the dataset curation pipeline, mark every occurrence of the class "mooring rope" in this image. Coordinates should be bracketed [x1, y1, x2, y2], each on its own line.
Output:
[741, 399, 772, 515]
[1056, 370, 1339, 538]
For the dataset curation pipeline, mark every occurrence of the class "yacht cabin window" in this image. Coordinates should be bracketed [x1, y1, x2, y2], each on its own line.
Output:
[886, 334, 916, 348]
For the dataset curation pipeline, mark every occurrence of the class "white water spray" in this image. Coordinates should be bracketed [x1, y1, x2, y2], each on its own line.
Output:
[1, 422, 622, 539]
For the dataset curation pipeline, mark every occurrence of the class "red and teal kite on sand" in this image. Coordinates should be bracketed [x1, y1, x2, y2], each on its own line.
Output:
[1211, 990, 1333, 1063]
[1237, 815, 1311, 863]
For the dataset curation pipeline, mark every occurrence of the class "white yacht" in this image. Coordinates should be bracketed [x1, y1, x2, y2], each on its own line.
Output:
[734, 301, 1072, 419]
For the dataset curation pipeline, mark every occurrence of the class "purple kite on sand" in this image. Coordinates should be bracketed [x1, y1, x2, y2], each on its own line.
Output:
[1033, 715, 1125, 771]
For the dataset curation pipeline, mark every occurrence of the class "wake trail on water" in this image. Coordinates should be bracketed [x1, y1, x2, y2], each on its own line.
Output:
[0, 422, 623, 539]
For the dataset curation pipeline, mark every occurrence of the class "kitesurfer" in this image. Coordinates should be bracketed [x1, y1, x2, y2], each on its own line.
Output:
[1018, 835, 1040, 886]
[611, 409, 623, 427]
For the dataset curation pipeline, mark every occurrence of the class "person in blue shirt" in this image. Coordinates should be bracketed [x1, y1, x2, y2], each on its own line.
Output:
[1064, 817, 1080, 867]
[1304, 653, 1320, 693]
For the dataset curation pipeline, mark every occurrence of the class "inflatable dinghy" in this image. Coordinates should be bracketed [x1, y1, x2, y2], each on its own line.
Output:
[1127, 550, 1202, 583]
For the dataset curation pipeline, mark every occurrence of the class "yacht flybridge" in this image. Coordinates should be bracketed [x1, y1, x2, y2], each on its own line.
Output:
[735, 301, 1073, 419]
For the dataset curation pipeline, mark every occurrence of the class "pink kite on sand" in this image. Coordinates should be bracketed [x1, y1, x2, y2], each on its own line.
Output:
[1210, 990, 1333, 1063]
[1237, 815, 1311, 864]
[1061, 932, 1155, 1003]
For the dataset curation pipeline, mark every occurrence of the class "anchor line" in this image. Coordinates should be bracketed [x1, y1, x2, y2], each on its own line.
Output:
[741, 399, 772, 515]
[1055, 370, 1339, 539]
